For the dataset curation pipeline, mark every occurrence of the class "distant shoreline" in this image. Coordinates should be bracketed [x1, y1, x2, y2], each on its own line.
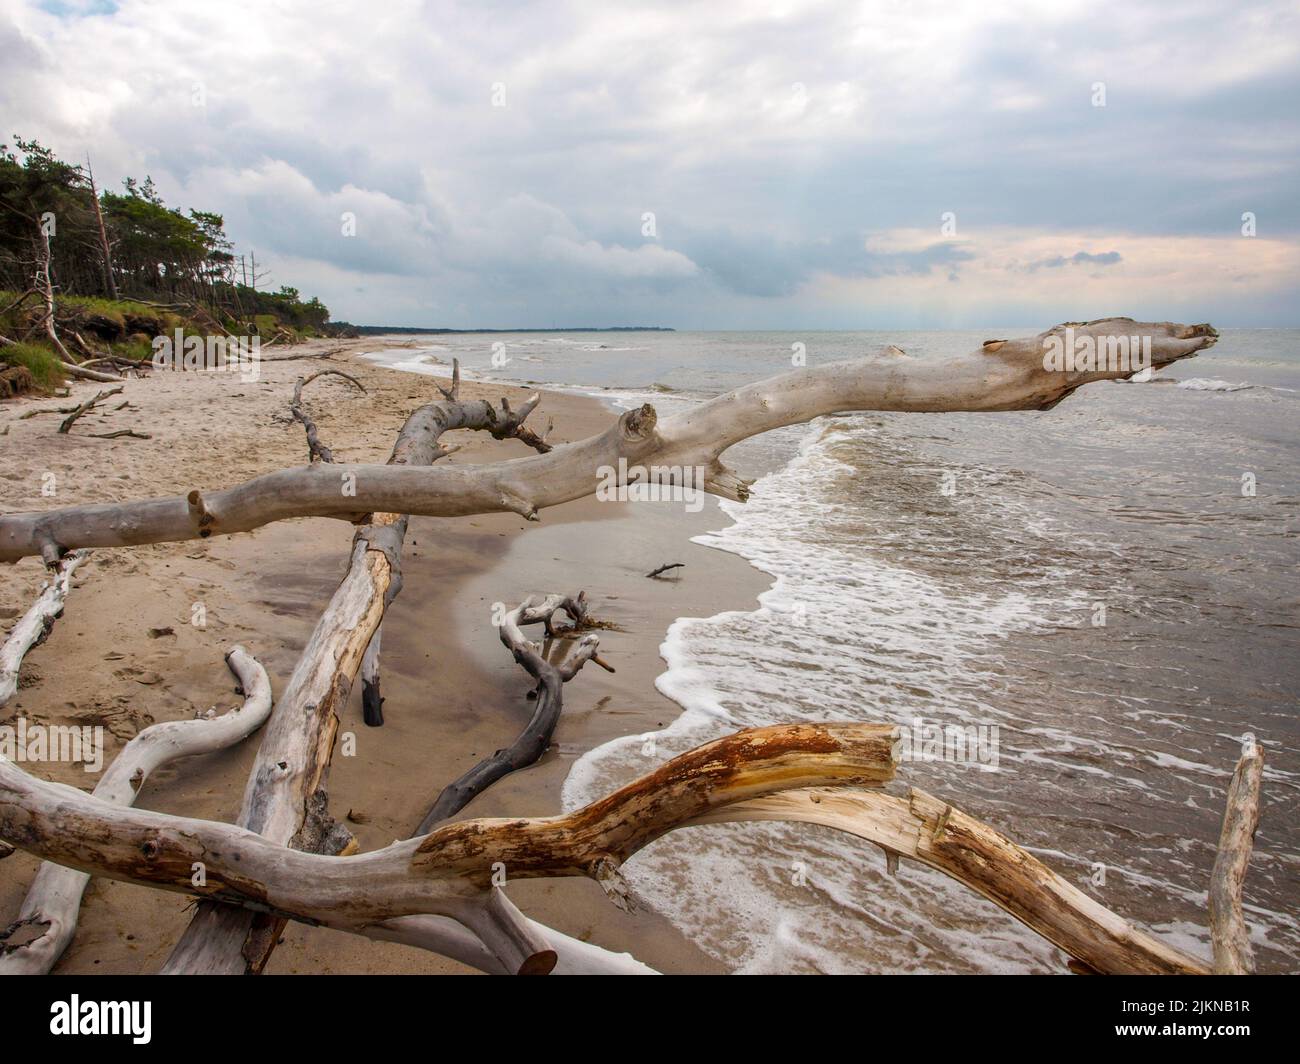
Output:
[353, 325, 675, 334]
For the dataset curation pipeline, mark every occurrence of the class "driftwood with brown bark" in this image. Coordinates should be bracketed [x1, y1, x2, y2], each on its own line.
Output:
[0, 318, 1267, 975]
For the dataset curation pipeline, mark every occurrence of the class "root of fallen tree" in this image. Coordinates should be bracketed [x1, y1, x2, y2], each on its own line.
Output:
[0, 318, 1264, 976]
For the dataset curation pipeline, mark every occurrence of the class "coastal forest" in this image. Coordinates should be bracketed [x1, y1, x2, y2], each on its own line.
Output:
[0, 139, 334, 395]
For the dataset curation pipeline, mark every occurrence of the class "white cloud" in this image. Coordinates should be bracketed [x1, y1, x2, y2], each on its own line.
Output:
[0, 0, 1296, 325]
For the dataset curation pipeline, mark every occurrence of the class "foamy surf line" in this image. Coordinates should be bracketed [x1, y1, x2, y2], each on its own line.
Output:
[561, 417, 1102, 973]
[357, 346, 704, 413]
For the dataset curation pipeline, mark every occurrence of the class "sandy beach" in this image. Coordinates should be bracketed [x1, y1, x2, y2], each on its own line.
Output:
[0, 337, 764, 974]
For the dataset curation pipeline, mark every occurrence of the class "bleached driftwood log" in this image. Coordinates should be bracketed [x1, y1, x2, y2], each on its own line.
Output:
[414, 591, 613, 833]
[0, 549, 88, 706]
[162, 375, 556, 973]
[0, 646, 272, 974]
[688, 786, 1211, 975]
[1209, 741, 1264, 974]
[2, 724, 897, 973]
[366, 908, 659, 975]
[0, 319, 1219, 562]
[0, 721, 1234, 975]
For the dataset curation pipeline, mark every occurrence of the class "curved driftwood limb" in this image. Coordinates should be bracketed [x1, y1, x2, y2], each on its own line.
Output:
[1209, 742, 1264, 974]
[646, 562, 684, 579]
[0, 319, 1219, 562]
[686, 786, 1212, 975]
[364, 911, 659, 975]
[440, 887, 558, 975]
[56, 386, 123, 434]
[1, 723, 893, 975]
[59, 361, 125, 384]
[162, 385, 557, 973]
[414, 592, 610, 833]
[289, 369, 366, 464]
[0, 646, 272, 974]
[0, 549, 89, 708]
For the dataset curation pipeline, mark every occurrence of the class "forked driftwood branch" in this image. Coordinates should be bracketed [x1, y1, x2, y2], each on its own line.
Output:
[0, 724, 896, 969]
[0, 719, 1255, 975]
[414, 591, 613, 833]
[0, 647, 273, 974]
[161, 363, 560, 974]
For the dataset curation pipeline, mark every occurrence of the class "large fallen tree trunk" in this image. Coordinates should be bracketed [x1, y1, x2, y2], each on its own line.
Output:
[0, 319, 1219, 563]
[0, 646, 272, 974]
[161, 378, 555, 974]
[2, 724, 896, 969]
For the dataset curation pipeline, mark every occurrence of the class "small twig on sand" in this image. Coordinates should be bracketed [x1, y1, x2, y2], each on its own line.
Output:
[57, 386, 124, 434]
[646, 563, 685, 579]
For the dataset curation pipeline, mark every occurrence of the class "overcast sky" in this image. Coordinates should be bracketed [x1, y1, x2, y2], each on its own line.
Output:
[3, 0, 1297, 328]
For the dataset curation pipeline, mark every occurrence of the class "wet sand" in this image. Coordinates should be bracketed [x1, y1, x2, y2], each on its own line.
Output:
[0, 338, 762, 973]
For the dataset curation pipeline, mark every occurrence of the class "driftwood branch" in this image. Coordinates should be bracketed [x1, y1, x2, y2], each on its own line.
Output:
[87, 429, 151, 440]
[688, 786, 1211, 975]
[0, 320, 1219, 563]
[289, 369, 366, 463]
[1, 724, 897, 947]
[0, 646, 272, 974]
[0, 720, 1230, 975]
[161, 382, 560, 973]
[414, 591, 611, 833]
[364, 909, 658, 975]
[32, 228, 122, 384]
[1209, 741, 1264, 974]
[646, 563, 684, 579]
[0, 549, 89, 707]
[57, 385, 123, 434]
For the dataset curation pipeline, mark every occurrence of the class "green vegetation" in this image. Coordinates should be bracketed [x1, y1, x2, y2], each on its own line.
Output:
[0, 138, 336, 395]
[1, 340, 65, 392]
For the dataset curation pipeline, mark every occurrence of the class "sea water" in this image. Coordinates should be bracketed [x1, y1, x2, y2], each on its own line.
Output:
[365, 328, 1300, 973]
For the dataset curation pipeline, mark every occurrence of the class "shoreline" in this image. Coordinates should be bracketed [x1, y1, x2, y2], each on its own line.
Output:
[0, 336, 760, 973]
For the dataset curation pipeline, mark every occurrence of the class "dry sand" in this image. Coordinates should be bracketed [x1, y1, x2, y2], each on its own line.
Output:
[0, 337, 771, 974]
